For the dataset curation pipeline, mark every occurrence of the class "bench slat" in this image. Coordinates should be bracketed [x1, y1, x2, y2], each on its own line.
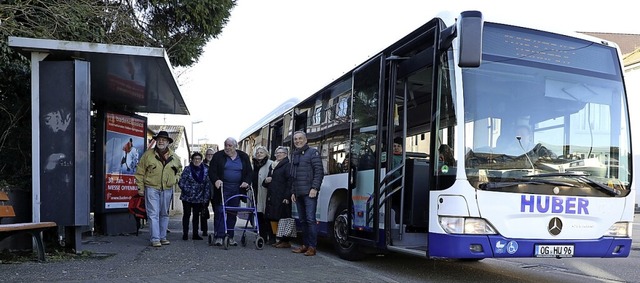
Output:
[0, 222, 57, 232]
[0, 205, 15, 218]
[0, 191, 58, 261]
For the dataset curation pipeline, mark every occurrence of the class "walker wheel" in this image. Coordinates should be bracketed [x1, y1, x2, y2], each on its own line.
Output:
[208, 234, 214, 246]
[241, 235, 247, 247]
[255, 237, 265, 250]
[223, 236, 230, 250]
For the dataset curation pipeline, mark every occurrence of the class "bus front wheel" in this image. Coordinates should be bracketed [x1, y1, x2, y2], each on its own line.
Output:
[332, 207, 365, 261]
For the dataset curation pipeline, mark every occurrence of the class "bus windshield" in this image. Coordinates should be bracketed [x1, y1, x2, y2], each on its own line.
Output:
[462, 23, 631, 197]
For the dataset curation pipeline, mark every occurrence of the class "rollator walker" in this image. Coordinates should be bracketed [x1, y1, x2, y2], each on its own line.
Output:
[208, 183, 265, 250]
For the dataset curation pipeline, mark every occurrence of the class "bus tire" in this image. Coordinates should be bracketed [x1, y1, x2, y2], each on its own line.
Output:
[332, 206, 366, 261]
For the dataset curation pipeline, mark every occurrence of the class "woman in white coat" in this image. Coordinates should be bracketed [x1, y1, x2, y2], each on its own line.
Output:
[251, 146, 274, 244]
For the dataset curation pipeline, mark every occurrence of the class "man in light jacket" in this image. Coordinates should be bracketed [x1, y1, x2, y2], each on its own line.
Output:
[135, 131, 182, 247]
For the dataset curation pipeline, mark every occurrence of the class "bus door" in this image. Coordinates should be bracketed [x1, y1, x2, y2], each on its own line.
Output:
[382, 19, 441, 256]
[386, 62, 436, 254]
[345, 55, 385, 246]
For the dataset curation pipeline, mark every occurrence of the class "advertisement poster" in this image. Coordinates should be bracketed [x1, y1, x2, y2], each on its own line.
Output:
[107, 55, 146, 104]
[104, 112, 146, 209]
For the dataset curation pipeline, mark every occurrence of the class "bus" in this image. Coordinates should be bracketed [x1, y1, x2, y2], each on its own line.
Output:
[238, 11, 634, 260]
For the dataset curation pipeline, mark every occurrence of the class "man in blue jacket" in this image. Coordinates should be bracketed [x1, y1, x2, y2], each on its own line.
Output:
[290, 131, 324, 256]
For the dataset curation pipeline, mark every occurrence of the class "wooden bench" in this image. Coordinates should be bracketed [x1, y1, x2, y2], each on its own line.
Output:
[0, 191, 57, 261]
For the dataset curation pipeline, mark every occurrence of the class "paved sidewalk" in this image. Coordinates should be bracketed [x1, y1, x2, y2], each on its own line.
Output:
[1, 214, 390, 283]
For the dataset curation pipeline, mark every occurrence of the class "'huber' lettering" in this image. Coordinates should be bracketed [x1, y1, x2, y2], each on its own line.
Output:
[520, 195, 589, 215]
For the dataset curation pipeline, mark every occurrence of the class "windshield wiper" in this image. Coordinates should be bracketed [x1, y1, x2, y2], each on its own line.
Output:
[479, 179, 576, 191]
[574, 175, 621, 196]
[479, 182, 519, 190]
[523, 178, 577, 187]
[525, 172, 620, 196]
[525, 172, 587, 178]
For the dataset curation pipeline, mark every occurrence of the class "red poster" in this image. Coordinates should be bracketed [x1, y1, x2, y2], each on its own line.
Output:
[104, 113, 146, 209]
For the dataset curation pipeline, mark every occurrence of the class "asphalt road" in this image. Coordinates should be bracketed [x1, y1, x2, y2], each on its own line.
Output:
[1, 214, 638, 282]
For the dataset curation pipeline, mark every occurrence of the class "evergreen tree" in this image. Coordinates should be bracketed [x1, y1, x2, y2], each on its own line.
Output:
[0, 0, 235, 187]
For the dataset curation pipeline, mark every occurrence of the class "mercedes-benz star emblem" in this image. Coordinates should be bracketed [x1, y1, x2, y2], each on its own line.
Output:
[548, 217, 563, 236]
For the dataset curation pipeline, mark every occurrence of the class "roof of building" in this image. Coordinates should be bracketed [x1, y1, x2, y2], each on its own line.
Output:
[148, 125, 186, 151]
[579, 32, 640, 55]
[623, 48, 640, 67]
[578, 32, 640, 67]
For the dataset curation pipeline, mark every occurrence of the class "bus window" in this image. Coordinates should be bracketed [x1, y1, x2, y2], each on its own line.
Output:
[326, 92, 351, 175]
[434, 51, 457, 189]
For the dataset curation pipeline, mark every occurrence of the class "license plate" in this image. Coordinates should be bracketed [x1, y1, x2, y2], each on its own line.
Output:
[534, 245, 574, 257]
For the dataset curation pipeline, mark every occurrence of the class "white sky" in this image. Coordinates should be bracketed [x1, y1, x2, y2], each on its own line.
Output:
[146, 0, 640, 147]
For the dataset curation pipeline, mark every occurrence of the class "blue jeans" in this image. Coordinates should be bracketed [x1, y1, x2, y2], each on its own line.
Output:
[145, 187, 173, 243]
[213, 183, 240, 238]
[295, 194, 318, 248]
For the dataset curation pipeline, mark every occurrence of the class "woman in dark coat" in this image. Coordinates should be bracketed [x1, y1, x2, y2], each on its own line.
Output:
[178, 152, 211, 241]
[263, 146, 293, 248]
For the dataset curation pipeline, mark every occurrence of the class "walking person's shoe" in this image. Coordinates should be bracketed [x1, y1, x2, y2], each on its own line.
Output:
[160, 239, 171, 245]
[151, 241, 162, 247]
[214, 238, 223, 246]
[193, 235, 203, 240]
[304, 247, 317, 256]
[182, 234, 188, 241]
[275, 241, 291, 248]
[228, 238, 238, 246]
[292, 245, 308, 253]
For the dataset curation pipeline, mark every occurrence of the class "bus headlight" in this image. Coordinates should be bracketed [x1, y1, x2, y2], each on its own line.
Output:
[604, 222, 632, 237]
[439, 216, 497, 235]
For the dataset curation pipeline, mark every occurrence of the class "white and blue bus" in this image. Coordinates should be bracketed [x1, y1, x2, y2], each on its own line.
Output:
[239, 11, 634, 260]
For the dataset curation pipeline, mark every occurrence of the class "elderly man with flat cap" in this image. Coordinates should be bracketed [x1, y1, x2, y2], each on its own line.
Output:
[134, 130, 183, 247]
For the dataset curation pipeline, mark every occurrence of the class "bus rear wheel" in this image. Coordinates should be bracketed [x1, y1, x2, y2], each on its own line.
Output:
[332, 207, 365, 261]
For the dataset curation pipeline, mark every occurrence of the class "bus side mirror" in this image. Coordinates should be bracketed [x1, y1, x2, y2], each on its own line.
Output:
[458, 10, 483, 68]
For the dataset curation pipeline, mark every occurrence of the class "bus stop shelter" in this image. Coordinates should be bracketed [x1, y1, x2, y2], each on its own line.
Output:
[8, 36, 189, 251]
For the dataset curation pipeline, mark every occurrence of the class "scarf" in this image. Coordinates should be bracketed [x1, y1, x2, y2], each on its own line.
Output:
[253, 157, 268, 170]
[190, 163, 205, 183]
[292, 144, 309, 165]
[155, 147, 169, 164]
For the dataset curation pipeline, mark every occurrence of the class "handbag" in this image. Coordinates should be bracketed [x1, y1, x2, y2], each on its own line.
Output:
[128, 194, 146, 219]
[127, 194, 146, 236]
[276, 218, 297, 238]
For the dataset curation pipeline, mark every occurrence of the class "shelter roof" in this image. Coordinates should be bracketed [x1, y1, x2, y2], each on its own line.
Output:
[8, 36, 189, 115]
